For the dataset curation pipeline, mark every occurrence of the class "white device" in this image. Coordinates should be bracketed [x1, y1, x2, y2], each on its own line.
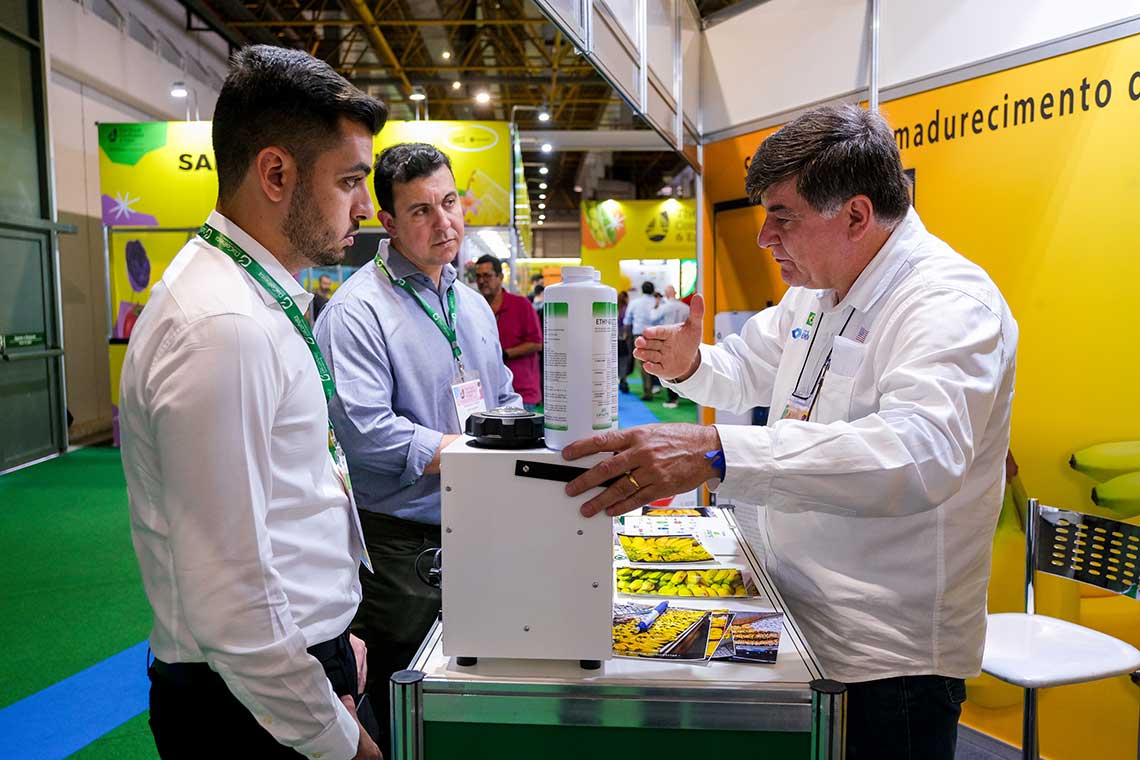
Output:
[440, 436, 614, 666]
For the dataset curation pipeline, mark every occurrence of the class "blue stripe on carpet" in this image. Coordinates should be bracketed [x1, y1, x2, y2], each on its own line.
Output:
[619, 390, 659, 427]
[0, 640, 149, 760]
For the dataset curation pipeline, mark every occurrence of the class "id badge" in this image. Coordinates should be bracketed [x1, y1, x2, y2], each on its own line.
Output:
[333, 448, 373, 573]
[450, 369, 486, 430]
[779, 397, 813, 422]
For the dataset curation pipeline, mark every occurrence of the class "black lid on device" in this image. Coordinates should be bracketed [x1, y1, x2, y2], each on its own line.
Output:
[465, 407, 544, 449]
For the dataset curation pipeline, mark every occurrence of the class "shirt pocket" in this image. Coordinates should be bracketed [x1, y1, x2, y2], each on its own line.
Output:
[814, 336, 866, 424]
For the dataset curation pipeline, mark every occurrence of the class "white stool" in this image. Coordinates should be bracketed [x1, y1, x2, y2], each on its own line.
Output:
[981, 498, 1140, 760]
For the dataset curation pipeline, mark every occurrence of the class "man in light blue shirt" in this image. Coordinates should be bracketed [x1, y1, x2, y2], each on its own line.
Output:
[623, 280, 663, 400]
[314, 142, 519, 743]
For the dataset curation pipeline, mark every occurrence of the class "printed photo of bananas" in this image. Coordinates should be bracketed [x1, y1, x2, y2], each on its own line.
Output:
[1070, 441, 1140, 517]
[618, 534, 714, 563]
[612, 606, 709, 658]
[615, 566, 756, 597]
[642, 508, 712, 517]
[706, 612, 732, 658]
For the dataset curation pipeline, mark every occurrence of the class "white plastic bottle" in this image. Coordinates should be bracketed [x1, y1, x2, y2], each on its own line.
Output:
[543, 266, 618, 450]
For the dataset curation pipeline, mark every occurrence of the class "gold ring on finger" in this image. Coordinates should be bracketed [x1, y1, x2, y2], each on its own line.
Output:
[626, 473, 641, 490]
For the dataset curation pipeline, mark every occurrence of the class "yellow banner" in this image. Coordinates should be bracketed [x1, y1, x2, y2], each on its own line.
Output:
[97, 120, 515, 229]
[580, 199, 696, 256]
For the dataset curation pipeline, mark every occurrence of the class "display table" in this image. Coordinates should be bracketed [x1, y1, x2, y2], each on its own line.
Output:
[390, 506, 846, 759]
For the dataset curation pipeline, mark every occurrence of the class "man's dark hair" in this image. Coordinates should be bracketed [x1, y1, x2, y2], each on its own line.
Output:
[475, 254, 502, 277]
[641, 281, 655, 295]
[745, 104, 910, 225]
[374, 143, 453, 213]
[212, 45, 387, 202]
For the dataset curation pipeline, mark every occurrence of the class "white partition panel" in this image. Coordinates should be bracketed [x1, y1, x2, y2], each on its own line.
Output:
[588, 0, 644, 109]
[533, 0, 591, 53]
[700, 0, 1140, 139]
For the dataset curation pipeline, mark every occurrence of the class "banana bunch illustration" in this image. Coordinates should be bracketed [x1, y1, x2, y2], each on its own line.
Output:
[1070, 441, 1140, 517]
[618, 534, 714, 563]
[615, 566, 752, 597]
[612, 608, 706, 655]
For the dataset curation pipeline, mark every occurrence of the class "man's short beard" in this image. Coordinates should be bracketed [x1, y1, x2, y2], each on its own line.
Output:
[283, 170, 345, 267]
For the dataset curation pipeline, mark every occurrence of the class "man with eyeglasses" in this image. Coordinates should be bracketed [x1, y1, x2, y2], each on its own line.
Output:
[560, 104, 1018, 760]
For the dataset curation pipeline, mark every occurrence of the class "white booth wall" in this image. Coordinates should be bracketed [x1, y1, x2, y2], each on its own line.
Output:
[700, 0, 1140, 138]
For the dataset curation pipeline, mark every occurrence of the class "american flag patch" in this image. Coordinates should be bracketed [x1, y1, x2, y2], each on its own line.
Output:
[855, 326, 870, 343]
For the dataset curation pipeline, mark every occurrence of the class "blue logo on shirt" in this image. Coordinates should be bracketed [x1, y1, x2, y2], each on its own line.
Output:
[791, 328, 811, 341]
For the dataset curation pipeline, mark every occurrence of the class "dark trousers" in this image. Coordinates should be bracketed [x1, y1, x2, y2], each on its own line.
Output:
[148, 630, 361, 759]
[845, 674, 966, 760]
[355, 511, 442, 748]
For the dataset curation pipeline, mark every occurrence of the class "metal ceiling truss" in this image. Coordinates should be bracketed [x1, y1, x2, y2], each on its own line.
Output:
[177, 0, 700, 211]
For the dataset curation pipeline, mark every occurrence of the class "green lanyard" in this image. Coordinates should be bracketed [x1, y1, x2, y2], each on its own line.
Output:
[197, 222, 340, 459]
[374, 251, 465, 376]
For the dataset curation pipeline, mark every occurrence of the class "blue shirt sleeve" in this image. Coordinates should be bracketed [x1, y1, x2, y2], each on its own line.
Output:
[316, 300, 443, 486]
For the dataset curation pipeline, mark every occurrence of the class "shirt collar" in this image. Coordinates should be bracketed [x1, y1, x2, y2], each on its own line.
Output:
[205, 210, 312, 310]
[831, 207, 922, 313]
[378, 238, 458, 292]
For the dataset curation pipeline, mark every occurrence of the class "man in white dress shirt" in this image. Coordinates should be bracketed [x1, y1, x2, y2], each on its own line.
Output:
[119, 46, 386, 760]
[561, 104, 1018, 759]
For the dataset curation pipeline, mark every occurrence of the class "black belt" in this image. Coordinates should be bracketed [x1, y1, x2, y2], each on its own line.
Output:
[153, 630, 347, 685]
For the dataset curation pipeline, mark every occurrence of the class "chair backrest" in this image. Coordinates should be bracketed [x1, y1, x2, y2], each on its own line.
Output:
[1026, 498, 1140, 614]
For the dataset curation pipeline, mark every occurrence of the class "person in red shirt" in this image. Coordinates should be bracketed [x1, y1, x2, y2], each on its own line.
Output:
[474, 254, 543, 409]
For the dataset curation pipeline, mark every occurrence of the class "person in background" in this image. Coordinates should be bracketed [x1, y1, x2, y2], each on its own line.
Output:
[622, 280, 661, 400]
[119, 45, 386, 760]
[651, 285, 690, 408]
[528, 272, 544, 302]
[311, 273, 334, 323]
[531, 283, 545, 314]
[474, 253, 543, 411]
[562, 103, 1017, 760]
[617, 290, 631, 393]
[314, 142, 520, 748]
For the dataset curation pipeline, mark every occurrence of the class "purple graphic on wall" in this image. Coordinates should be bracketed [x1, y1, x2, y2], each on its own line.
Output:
[101, 192, 158, 226]
[125, 240, 151, 292]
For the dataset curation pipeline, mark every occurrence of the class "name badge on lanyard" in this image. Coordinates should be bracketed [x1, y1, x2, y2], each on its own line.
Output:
[375, 251, 487, 431]
[451, 369, 486, 430]
[779, 306, 853, 422]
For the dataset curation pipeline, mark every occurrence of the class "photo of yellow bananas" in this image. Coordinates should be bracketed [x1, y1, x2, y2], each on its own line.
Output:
[612, 608, 707, 656]
[618, 534, 714, 563]
[705, 612, 732, 658]
[615, 566, 755, 597]
[643, 508, 707, 517]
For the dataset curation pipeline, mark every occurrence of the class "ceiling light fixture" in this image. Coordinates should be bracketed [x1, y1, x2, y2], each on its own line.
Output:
[538, 109, 551, 122]
[475, 91, 491, 104]
[408, 86, 427, 102]
[538, 166, 548, 175]
[170, 81, 188, 98]
[539, 193, 546, 200]
[441, 51, 452, 60]
[538, 182, 547, 190]
[538, 214, 546, 220]
[538, 202, 546, 209]
[452, 80, 462, 90]
[540, 143, 553, 153]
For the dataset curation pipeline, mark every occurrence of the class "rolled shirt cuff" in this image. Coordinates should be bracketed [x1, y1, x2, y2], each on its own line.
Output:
[296, 697, 359, 760]
[400, 423, 445, 487]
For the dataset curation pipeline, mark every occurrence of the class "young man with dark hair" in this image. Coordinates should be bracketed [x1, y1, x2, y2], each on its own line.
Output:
[314, 142, 519, 745]
[474, 253, 543, 409]
[119, 45, 386, 760]
[562, 104, 1018, 759]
